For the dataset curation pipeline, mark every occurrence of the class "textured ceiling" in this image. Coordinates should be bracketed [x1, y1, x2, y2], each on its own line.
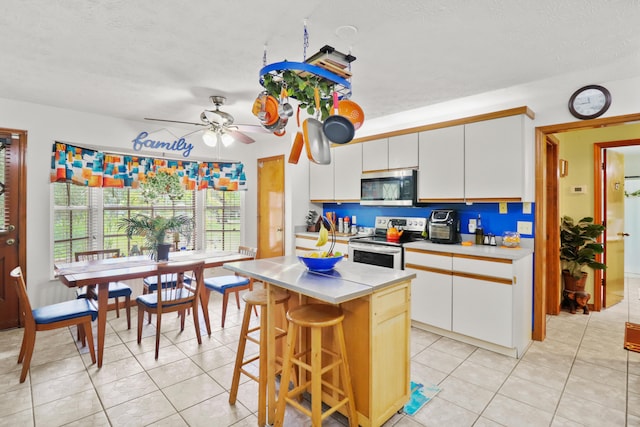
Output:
[1, 0, 639, 132]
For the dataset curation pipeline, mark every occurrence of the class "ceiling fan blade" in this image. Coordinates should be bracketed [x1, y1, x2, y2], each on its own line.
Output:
[234, 123, 271, 134]
[144, 118, 206, 126]
[226, 129, 255, 144]
[180, 128, 205, 138]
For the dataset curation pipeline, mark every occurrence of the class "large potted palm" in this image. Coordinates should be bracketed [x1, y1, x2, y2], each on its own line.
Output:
[118, 171, 193, 261]
[560, 215, 606, 292]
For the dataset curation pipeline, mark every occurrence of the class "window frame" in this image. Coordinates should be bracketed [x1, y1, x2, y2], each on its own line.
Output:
[51, 182, 244, 269]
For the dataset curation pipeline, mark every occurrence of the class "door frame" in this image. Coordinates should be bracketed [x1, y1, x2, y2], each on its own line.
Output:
[534, 113, 640, 341]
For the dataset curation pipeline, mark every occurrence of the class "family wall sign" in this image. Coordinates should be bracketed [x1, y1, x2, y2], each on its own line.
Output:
[132, 131, 194, 158]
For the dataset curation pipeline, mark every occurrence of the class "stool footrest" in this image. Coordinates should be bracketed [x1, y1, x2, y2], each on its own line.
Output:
[284, 393, 348, 424]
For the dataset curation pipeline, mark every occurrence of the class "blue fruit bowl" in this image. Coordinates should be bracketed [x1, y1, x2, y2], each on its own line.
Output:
[298, 254, 344, 272]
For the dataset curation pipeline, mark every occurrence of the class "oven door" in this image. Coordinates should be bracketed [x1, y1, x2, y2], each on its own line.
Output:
[348, 242, 403, 270]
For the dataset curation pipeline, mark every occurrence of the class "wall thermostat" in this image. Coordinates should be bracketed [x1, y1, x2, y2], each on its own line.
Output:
[570, 185, 587, 194]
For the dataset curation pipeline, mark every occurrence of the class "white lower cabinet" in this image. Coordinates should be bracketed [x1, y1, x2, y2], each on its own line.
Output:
[405, 246, 533, 357]
[452, 275, 512, 347]
[410, 268, 452, 330]
[405, 249, 452, 330]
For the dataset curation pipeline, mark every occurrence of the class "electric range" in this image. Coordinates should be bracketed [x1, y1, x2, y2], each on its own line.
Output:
[348, 216, 427, 269]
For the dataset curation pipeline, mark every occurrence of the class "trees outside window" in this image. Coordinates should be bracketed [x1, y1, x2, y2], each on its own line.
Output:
[52, 183, 242, 263]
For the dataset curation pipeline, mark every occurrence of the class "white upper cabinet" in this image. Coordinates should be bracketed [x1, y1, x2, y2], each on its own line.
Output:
[418, 125, 465, 201]
[309, 148, 335, 201]
[464, 114, 534, 201]
[333, 143, 362, 201]
[388, 133, 418, 169]
[363, 134, 418, 172]
[362, 138, 388, 172]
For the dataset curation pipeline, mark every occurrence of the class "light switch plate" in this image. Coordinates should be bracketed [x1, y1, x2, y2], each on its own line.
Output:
[499, 202, 507, 214]
[522, 202, 532, 214]
[517, 221, 533, 235]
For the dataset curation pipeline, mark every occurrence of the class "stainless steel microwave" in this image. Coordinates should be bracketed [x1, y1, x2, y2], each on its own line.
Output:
[360, 169, 417, 206]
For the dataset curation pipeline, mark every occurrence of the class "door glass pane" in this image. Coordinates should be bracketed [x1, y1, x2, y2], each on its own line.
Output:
[0, 137, 7, 231]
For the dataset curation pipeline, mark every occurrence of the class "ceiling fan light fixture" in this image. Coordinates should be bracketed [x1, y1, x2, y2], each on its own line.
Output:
[202, 129, 218, 147]
[221, 132, 234, 147]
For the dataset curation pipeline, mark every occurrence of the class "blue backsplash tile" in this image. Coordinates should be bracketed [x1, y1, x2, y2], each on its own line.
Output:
[321, 202, 536, 237]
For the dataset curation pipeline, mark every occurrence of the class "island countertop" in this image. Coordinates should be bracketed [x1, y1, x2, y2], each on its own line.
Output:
[223, 255, 416, 304]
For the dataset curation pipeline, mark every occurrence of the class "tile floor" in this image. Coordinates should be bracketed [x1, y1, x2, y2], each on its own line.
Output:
[1, 275, 639, 427]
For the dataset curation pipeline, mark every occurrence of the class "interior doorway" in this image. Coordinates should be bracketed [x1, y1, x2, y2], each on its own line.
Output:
[256, 155, 285, 259]
[534, 113, 640, 341]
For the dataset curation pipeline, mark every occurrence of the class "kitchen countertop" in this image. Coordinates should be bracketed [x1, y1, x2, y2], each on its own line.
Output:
[223, 255, 416, 304]
[404, 240, 533, 260]
[297, 231, 533, 261]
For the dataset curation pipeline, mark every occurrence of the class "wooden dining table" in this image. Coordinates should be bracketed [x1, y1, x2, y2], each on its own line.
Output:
[55, 250, 253, 367]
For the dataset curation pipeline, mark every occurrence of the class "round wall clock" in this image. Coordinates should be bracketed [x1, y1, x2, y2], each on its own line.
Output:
[568, 84, 611, 120]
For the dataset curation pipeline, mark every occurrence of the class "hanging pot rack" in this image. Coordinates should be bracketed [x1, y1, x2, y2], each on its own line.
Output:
[259, 60, 352, 100]
[257, 21, 356, 120]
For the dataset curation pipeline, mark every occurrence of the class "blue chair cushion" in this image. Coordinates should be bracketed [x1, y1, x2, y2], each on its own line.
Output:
[76, 282, 132, 299]
[33, 298, 98, 324]
[204, 275, 250, 293]
[136, 288, 194, 309]
[143, 274, 178, 292]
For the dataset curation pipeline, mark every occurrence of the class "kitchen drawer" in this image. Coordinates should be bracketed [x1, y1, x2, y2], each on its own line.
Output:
[452, 254, 513, 281]
[404, 249, 452, 271]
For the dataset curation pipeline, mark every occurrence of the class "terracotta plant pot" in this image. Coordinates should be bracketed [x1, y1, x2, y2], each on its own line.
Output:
[562, 270, 587, 292]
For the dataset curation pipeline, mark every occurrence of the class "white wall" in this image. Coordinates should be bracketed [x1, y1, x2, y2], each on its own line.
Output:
[2, 67, 640, 307]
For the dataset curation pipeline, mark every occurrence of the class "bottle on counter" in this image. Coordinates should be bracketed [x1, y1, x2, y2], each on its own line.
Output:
[475, 214, 484, 245]
[344, 216, 350, 234]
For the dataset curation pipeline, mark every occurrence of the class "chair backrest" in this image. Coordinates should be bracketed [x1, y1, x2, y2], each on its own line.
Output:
[238, 246, 257, 260]
[154, 260, 204, 309]
[75, 249, 120, 262]
[10, 266, 34, 328]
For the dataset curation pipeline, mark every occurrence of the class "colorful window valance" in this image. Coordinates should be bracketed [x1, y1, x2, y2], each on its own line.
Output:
[50, 142, 247, 191]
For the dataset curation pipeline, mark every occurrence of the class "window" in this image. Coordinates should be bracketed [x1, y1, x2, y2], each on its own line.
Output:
[52, 182, 241, 263]
[204, 189, 241, 251]
[52, 183, 93, 262]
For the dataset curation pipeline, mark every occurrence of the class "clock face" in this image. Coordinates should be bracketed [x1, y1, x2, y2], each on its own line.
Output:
[569, 85, 611, 120]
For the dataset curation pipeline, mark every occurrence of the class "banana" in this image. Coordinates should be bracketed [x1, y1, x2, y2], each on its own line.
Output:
[316, 222, 328, 247]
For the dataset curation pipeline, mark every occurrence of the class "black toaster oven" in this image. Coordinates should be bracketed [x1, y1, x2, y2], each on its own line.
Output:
[428, 210, 460, 244]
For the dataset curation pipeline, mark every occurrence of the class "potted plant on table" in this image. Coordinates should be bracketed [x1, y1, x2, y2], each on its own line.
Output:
[117, 171, 193, 261]
[560, 216, 606, 313]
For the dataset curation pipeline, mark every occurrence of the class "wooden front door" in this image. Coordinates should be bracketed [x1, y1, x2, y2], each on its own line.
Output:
[257, 155, 285, 259]
[0, 129, 27, 329]
[603, 149, 625, 307]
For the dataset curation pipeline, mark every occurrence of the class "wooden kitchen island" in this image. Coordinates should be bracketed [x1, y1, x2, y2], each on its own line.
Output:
[223, 256, 416, 427]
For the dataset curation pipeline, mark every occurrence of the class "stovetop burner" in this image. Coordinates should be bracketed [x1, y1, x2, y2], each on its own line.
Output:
[350, 216, 427, 247]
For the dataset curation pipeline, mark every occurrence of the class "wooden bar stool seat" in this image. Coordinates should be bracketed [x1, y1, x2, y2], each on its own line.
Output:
[275, 303, 357, 427]
[229, 287, 291, 426]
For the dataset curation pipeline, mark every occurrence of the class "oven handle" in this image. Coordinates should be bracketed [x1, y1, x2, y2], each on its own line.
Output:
[349, 242, 403, 254]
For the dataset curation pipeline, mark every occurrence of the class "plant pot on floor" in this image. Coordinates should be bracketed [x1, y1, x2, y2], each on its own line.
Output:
[156, 243, 172, 262]
[562, 270, 588, 292]
[562, 270, 591, 314]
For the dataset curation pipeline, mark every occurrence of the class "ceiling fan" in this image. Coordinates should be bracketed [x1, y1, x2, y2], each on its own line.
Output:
[145, 95, 268, 146]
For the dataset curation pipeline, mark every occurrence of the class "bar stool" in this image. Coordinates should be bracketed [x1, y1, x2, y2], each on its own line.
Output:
[275, 303, 357, 427]
[229, 287, 291, 426]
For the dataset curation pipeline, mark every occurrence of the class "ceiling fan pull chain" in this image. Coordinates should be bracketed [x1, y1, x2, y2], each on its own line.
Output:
[262, 44, 267, 67]
[303, 19, 309, 62]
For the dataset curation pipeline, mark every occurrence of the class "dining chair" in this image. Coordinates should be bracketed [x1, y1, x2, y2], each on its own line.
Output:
[201, 246, 258, 329]
[10, 266, 97, 383]
[136, 260, 205, 359]
[75, 249, 133, 329]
